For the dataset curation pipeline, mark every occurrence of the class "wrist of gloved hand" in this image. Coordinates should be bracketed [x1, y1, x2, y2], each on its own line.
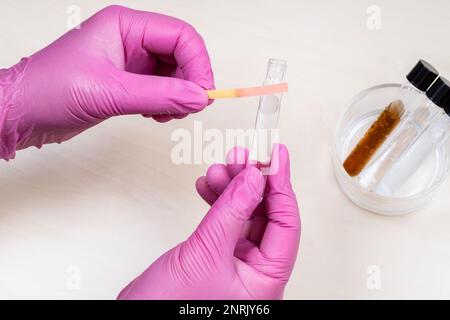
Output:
[0, 58, 32, 160]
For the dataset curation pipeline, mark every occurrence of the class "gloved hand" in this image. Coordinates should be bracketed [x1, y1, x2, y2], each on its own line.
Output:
[0, 5, 214, 160]
[118, 144, 300, 300]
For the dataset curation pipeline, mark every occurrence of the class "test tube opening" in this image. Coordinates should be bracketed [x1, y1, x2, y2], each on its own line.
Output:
[265, 59, 287, 84]
[249, 59, 287, 171]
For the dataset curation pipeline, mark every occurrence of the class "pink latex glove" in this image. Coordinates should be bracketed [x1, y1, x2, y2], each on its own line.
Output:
[0, 5, 214, 160]
[118, 144, 300, 300]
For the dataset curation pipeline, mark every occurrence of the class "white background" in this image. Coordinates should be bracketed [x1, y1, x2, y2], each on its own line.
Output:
[1, 0, 450, 299]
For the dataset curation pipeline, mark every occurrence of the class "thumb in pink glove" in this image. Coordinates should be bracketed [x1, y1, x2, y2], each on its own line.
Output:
[0, 5, 214, 160]
[118, 144, 300, 300]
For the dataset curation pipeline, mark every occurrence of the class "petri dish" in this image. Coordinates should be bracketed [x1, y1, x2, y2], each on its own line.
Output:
[332, 83, 450, 215]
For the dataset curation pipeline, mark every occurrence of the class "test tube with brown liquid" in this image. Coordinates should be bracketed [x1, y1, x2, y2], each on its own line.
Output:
[343, 100, 405, 177]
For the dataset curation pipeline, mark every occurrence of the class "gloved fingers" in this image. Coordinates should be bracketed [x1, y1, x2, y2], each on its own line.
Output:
[195, 147, 249, 206]
[200, 148, 265, 221]
[259, 144, 301, 277]
[154, 57, 185, 80]
[154, 54, 177, 67]
[174, 67, 185, 80]
[226, 146, 267, 223]
[195, 147, 248, 205]
[120, 8, 215, 90]
[108, 70, 208, 117]
[225, 146, 249, 178]
[153, 115, 174, 123]
[191, 167, 265, 258]
[247, 214, 269, 245]
[149, 114, 188, 122]
[195, 176, 218, 206]
[206, 164, 232, 194]
[154, 61, 177, 78]
[195, 147, 260, 207]
[195, 164, 230, 206]
[173, 114, 188, 120]
[234, 238, 260, 262]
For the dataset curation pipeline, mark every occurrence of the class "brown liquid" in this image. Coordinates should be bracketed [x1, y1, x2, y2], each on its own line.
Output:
[343, 100, 405, 177]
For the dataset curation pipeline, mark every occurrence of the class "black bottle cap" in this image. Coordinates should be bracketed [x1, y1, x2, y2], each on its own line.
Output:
[426, 77, 450, 115]
[406, 60, 439, 92]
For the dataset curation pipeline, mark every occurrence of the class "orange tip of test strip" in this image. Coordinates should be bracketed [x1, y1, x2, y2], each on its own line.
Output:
[206, 83, 288, 99]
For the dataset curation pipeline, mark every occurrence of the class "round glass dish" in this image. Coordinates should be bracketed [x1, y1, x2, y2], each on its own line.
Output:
[333, 83, 450, 215]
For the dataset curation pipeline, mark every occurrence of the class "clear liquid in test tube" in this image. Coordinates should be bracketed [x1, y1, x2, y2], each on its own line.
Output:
[357, 60, 439, 190]
[358, 98, 440, 190]
[249, 59, 287, 174]
[374, 77, 450, 195]
[375, 115, 450, 196]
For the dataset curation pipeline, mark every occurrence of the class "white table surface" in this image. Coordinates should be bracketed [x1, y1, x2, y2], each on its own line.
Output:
[1, 0, 450, 299]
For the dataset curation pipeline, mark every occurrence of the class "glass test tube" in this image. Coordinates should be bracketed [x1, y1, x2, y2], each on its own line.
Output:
[249, 59, 287, 168]
[343, 99, 406, 177]
[358, 84, 440, 190]
[374, 77, 450, 195]
[354, 60, 439, 188]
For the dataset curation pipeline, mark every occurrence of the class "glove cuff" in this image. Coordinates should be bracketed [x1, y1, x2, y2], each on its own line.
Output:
[0, 58, 32, 160]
